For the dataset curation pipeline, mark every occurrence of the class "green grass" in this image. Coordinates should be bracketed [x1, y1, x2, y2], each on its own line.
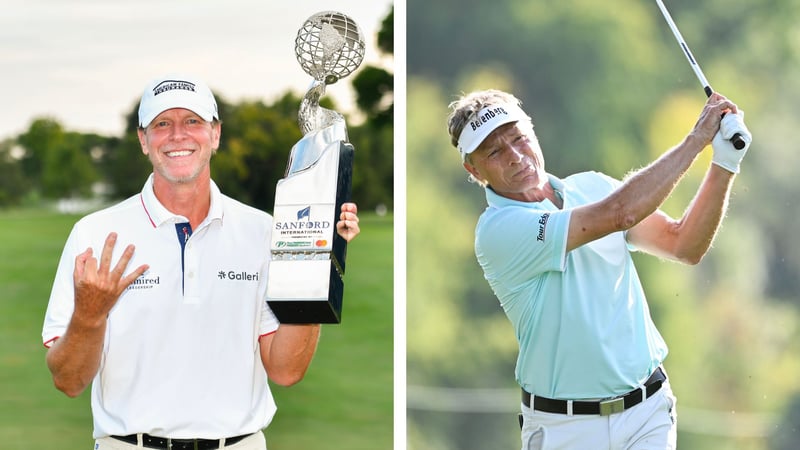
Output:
[0, 209, 393, 450]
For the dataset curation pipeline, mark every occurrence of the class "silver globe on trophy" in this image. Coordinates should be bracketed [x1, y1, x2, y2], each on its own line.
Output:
[266, 11, 365, 323]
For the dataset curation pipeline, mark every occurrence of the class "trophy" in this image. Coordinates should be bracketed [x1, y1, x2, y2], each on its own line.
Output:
[266, 11, 366, 323]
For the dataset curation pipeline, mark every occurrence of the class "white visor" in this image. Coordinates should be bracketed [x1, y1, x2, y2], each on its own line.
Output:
[457, 102, 529, 157]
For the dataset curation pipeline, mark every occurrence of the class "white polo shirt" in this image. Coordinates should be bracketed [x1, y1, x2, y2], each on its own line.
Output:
[474, 172, 668, 400]
[42, 174, 280, 439]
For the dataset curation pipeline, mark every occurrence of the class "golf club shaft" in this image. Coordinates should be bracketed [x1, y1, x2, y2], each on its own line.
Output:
[654, 0, 746, 149]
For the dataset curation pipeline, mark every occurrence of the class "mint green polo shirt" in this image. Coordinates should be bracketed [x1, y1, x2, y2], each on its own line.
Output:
[474, 172, 668, 399]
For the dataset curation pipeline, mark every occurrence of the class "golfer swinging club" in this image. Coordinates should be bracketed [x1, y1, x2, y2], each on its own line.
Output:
[447, 89, 751, 449]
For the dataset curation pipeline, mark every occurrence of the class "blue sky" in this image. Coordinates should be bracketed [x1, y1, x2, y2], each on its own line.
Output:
[0, 0, 394, 140]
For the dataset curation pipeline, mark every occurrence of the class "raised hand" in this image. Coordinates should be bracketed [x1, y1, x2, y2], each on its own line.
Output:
[72, 232, 149, 325]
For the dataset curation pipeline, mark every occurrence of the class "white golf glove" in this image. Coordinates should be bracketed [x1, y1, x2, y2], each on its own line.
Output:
[711, 110, 752, 174]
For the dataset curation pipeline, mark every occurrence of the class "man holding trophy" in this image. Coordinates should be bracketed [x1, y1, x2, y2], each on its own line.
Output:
[41, 11, 364, 450]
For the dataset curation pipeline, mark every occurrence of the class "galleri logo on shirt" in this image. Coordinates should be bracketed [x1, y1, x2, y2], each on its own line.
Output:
[217, 270, 260, 281]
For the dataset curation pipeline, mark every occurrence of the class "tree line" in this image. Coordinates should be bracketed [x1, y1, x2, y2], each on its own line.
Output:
[0, 8, 394, 214]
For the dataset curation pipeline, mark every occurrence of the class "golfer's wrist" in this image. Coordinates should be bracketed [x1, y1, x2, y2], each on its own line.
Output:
[683, 132, 710, 154]
[710, 152, 741, 174]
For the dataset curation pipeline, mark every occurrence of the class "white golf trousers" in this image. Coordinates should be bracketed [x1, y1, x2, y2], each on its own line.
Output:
[520, 381, 677, 450]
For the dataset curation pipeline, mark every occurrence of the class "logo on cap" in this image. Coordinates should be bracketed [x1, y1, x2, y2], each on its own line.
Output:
[153, 80, 197, 96]
[457, 102, 529, 156]
[467, 106, 510, 132]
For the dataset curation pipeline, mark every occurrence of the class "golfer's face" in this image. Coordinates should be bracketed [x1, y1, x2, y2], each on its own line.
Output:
[138, 108, 221, 185]
[466, 122, 546, 201]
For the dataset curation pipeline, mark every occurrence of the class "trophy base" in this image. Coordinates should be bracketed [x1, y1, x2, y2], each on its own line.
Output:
[267, 259, 344, 323]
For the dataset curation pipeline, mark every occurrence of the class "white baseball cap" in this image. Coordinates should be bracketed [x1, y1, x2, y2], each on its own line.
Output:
[457, 102, 529, 158]
[138, 74, 219, 128]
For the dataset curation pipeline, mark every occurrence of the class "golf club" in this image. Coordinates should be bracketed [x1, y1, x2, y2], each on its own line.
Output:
[654, 0, 746, 150]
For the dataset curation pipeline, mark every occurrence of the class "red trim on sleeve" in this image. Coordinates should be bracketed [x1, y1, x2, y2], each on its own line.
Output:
[258, 330, 277, 340]
[43, 336, 60, 349]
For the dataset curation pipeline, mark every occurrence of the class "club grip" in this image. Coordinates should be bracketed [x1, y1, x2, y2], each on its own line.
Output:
[719, 113, 746, 150]
[704, 87, 746, 150]
[731, 133, 746, 150]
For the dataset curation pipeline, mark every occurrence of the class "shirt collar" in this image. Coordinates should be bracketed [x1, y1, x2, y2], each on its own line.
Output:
[485, 174, 565, 209]
[139, 174, 224, 228]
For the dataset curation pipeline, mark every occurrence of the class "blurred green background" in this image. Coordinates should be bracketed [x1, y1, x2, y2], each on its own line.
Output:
[406, 0, 800, 449]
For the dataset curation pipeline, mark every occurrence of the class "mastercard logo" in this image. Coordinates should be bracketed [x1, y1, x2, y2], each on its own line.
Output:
[315, 240, 328, 247]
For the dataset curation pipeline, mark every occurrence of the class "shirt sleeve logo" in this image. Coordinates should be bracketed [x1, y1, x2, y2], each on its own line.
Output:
[536, 213, 550, 242]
